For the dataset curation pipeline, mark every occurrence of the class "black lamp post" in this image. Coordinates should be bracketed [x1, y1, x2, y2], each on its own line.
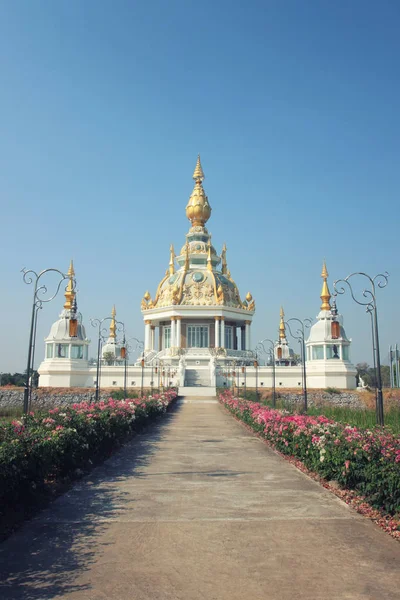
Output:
[90, 316, 125, 401]
[285, 318, 312, 413]
[22, 267, 71, 414]
[333, 271, 389, 426]
[257, 339, 276, 407]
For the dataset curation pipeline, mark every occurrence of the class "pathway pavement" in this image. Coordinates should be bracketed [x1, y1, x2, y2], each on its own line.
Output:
[1, 397, 400, 600]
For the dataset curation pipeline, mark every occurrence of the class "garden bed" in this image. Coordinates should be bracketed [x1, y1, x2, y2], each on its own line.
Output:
[0, 390, 177, 540]
[219, 390, 400, 540]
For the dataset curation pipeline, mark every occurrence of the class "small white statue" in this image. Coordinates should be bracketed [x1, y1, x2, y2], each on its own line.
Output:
[178, 357, 186, 386]
[358, 376, 367, 389]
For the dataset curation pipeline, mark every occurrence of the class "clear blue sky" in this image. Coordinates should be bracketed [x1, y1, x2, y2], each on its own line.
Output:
[0, 0, 399, 372]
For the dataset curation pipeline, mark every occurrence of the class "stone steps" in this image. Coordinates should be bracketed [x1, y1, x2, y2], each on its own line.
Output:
[178, 386, 216, 397]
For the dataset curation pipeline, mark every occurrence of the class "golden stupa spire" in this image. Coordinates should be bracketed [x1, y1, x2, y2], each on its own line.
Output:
[192, 154, 205, 181]
[221, 243, 227, 275]
[320, 260, 331, 311]
[279, 306, 286, 339]
[186, 155, 211, 227]
[110, 305, 116, 339]
[169, 244, 175, 275]
[207, 238, 213, 271]
[64, 259, 75, 310]
[184, 241, 190, 271]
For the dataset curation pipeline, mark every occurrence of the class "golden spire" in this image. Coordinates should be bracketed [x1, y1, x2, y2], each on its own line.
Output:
[192, 154, 205, 181]
[279, 306, 286, 340]
[221, 243, 227, 275]
[320, 260, 331, 311]
[110, 305, 116, 339]
[169, 244, 175, 275]
[64, 259, 75, 310]
[186, 155, 211, 227]
[207, 239, 213, 271]
[184, 241, 190, 271]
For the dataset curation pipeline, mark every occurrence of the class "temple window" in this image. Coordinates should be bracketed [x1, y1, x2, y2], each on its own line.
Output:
[187, 325, 209, 348]
[312, 345, 324, 360]
[327, 345, 340, 359]
[46, 344, 54, 359]
[71, 345, 84, 359]
[225, 326, 233, 349]
[342, 346, 349, 360]
[164, 327, 171, 349]
[56, 344, 69, 358]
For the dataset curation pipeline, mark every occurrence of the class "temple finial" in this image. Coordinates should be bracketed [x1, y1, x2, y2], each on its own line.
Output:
[184, 242, 190, 271]
[64, 259, 75, 310]
[221, 243, 227, 275]
[320, 260, 331, 311]
[192, 154, 205, 182]
[169, 244, 175, 275]
[207, 239, 213, 271]
[110, 305, 116, 339]
[279, 306, 286, 339]
[186, 155, 211, 227]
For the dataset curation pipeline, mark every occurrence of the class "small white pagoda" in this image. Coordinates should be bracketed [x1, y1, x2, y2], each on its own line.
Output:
[305, 262, 356, 388]
[38, 261, 91, 387]
[274, 307, 296, 366]
[140, 156, 255, 393]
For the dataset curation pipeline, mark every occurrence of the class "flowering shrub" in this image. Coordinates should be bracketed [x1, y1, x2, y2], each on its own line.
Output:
[0, 390, 177, 510]
[220, 390, 400, 517]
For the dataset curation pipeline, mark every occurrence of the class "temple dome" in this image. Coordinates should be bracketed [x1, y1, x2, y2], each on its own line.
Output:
[46, 310, 88, 342]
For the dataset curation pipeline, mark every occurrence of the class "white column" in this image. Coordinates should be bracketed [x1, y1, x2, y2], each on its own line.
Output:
[176, 318, 181, 348]
[220, 318, 225, 348]
[215, 317, 220, 347]
[171, 318, 176, 348]
[245, 321, 250, 351]
[145, 321, 151, 351]
[151, 327, 155, 351]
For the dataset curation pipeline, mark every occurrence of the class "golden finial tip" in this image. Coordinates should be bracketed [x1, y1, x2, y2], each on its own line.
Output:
[246, 292, 252, 302]
[68, 259, 75, 277]
[192, 154, 205, 181]
[111, 305, 116, 317]
[321, 260, 328, 279]
[280, 306, 284, 318]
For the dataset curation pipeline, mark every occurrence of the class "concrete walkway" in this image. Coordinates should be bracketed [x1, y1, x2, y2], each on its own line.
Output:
[1, 397, 400, 600]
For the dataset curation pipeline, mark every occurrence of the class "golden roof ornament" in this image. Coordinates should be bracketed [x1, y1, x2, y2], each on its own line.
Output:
[221, 243, 228, 275]
[169, 244, 175, 275]
[192, 154, 205, 181]
[110, 305, 116, 339]
[64, 259, 75, 310]
[320, 260, 331, 311]
[279, 306, 286, 339]
[207, 239, 213, 271]
[184, 241, 190, 271]
[245, 292, 255, 311]
[186, 155, 211, 227]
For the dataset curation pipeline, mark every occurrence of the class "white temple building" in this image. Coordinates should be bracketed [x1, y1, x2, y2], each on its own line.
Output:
[38, 157, 357, 393]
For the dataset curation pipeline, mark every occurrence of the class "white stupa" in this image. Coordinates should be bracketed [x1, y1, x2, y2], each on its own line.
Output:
[274, 307, 296, 365]
[38, 261, 90, 387]
[305, 262, 356, 388]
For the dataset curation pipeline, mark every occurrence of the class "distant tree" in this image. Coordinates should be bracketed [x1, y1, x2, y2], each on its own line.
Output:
[0, 370, 38, 387]
[356, 362, 391, 388]
[102, 352, 115, 366]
